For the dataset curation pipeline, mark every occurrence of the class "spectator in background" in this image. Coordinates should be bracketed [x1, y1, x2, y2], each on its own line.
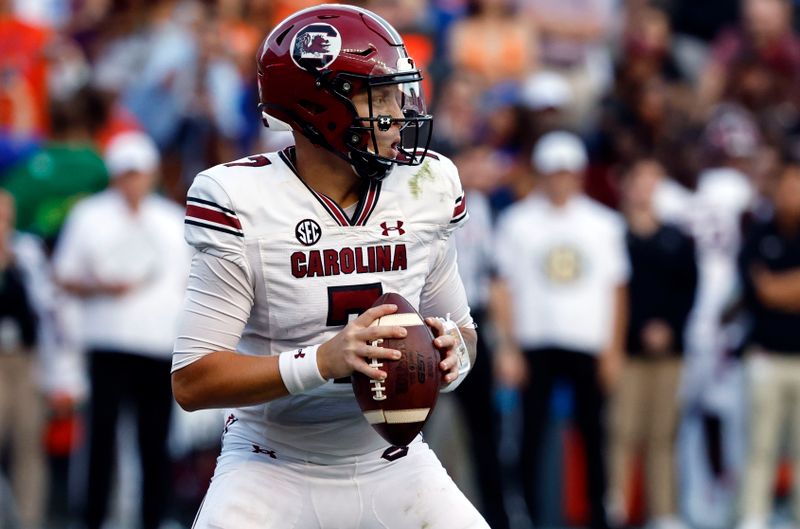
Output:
[424, 185, 510, 529]
[430, 71, 483, 157]
[521, 0, 614, 129]
[216, 0, 265, 155]
[0, 0, 52, 138]
[470, 84, 536, 212]
[96, 1, 246, 193]
[699, 0, 800, 119]
[596, 4, 697, 193]
[0, 91, 108, 247]
[453, 188, 510, 529]
[668, 0, 740, 81]
[678, 103, 760, 529]
[598, 75, 697, 192]
[520, 69, 573, 145]
[0, 0, 52, 171]
[608, 159, 697, 529]
[52, 131, 191, 529]
[683, 104, 759, 367]
[447, 0, 538, 89]
[492, 131, 629, 529]
[367, 0, 438, 102]
[737, 158, 800, 529]
[620, 4, 686, 90]
[0, 190, 47, 529]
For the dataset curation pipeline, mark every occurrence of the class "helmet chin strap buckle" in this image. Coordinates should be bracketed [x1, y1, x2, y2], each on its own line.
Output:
[348, 149, 395, 181]
[377, 115, 392, 131]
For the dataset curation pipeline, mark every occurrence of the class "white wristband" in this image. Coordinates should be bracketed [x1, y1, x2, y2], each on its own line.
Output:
[435, 315, 472, 393]
[278, 345, 327, 395]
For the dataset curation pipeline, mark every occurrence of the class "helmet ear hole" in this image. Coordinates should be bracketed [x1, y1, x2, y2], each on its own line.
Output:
[327, 122, 337, 131]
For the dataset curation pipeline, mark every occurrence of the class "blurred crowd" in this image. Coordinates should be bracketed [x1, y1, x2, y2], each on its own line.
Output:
[3, 0, 800, 528]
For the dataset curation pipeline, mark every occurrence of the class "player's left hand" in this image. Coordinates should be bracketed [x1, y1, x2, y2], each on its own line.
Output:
[425, 317, 459, 385]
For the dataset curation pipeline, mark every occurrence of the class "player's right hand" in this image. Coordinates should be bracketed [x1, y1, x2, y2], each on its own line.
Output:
[316, 304, 406, 381]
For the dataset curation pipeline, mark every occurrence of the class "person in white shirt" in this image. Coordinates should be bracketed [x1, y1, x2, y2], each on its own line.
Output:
[53, 131, 191, 529]
[493, 131, 629, 529]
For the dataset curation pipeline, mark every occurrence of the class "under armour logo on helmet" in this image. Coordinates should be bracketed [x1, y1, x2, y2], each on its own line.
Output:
[377, 115, 392, 131]
[381, 221, 405, 236]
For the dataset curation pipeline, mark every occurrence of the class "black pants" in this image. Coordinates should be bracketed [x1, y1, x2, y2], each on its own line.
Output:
[84, 351, 173, 529]
[454, 312, 510, 529]
[520, 348, 609, 529]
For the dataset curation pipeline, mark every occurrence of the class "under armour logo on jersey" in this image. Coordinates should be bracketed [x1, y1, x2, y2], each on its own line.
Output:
[223, 413, 238, 434]
[294, 349, 305, 359]
[252, 444, 277, 459]
[380, 221, 405, 236]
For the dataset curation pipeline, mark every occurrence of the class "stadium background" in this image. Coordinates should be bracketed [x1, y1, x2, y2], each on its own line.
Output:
[2, 0, 800, 528]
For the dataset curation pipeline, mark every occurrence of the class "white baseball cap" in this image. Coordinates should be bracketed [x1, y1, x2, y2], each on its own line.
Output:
[104, 131, 160, 178]
[521, 71, 572, 111]
[532, 131, 588, 175]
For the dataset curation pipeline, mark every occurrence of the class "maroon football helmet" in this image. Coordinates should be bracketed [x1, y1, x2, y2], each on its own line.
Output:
[257, 4, 432, 180]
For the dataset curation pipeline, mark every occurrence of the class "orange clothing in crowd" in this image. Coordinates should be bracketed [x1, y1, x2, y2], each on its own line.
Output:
[449, 18, 536, 87]
[0, 15, 52, 136]
[403, 33, 435, 102]
[271, 0, 327, 27]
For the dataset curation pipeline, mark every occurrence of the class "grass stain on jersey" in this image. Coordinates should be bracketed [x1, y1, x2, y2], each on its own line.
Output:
[409, 160, 434, 199]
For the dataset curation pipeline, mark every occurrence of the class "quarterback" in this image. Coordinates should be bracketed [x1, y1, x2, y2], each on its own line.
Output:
[171, 4, 488, 529]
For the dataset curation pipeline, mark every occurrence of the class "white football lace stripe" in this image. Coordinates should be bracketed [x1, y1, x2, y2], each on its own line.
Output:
[368, 358, 387, 401]
[369, 313, 424, 327]
[363, 408, 430, 425]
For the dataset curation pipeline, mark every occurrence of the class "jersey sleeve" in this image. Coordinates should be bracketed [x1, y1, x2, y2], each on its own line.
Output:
[172, 251, 255, 371]
[419, 236, 473, 328]
[438, 155, 469, 237]
[184, 173, 251, 278]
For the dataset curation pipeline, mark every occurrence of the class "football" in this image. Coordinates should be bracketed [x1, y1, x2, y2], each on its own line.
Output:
[351, 292, 441, 447]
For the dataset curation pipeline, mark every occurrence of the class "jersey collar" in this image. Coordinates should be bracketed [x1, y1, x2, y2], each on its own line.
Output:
[279, 146, 381, 227]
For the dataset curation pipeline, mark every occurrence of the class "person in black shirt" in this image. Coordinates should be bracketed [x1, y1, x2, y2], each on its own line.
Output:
[738, 158, 800, 529]
[608, 160, 697, 529]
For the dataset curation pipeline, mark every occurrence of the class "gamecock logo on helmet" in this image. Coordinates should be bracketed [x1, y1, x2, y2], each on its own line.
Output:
[291, 23, 342, 70]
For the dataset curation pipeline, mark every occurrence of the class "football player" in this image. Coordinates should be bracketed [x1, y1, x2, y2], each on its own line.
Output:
[170, 5, 488, 529]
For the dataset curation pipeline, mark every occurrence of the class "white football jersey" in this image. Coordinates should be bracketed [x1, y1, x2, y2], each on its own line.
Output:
[179, 147, 469, 460]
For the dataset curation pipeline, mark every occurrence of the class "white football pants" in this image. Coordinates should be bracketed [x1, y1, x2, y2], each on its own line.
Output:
[191, 440, 490, 529]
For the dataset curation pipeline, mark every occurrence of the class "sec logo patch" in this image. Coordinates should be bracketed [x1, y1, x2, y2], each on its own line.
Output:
[295, 219, 322, 246]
